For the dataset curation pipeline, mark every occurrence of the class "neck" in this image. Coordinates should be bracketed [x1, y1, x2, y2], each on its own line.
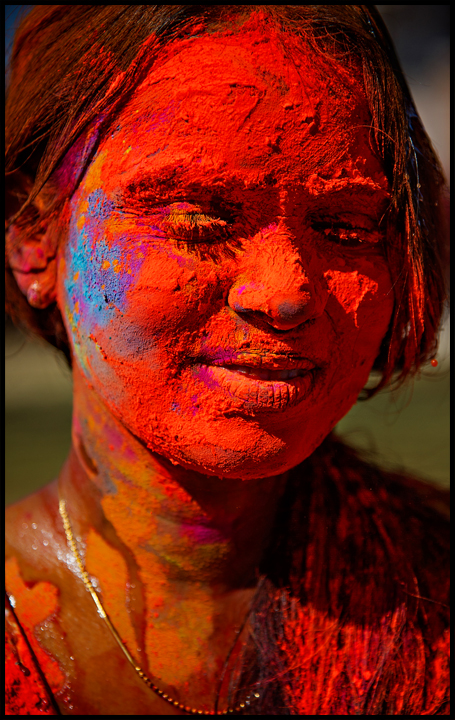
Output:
[58, 364, 288, 691]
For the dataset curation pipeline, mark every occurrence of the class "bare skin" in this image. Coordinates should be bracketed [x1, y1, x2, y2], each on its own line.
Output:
[6, 18, 394, 715]
[5, 462, 273, 714]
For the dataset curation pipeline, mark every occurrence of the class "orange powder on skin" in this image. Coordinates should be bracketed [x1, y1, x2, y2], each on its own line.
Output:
[5, 557, 66, 695]
[85, 528, 138, 655]
[72, 372, 241, 685]
[99, 483, 228, 685]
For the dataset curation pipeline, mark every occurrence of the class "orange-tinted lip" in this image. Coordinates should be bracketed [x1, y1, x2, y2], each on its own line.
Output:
[205, 353, 319, 372]
[199, 363, 318, 412]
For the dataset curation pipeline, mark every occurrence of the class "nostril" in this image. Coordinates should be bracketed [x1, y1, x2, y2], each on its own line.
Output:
[232, 300, 252, 313]
[229, 283, 322, 331]
[269, 325, 289, 335]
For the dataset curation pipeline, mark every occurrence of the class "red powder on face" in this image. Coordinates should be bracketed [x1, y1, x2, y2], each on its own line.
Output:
[324, 269, 379, 328]
[60, 17, 394, 483]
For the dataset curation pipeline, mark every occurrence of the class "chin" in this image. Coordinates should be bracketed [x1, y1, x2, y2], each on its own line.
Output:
[151, 429, 326, 481]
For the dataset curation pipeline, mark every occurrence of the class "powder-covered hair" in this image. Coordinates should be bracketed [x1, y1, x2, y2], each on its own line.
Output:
[5, 5, 449, 396]
[227, 433, 449, 714]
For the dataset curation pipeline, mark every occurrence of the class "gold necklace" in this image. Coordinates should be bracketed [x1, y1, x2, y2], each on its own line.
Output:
[58, 496, 260, 715]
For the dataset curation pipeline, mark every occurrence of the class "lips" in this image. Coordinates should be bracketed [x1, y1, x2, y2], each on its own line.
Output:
[226, 365, 305, 381]
[194, 352, 320, 412]
[208, 352, 318, 372]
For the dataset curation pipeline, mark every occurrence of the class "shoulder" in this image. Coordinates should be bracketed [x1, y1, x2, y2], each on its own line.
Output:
[5, 479, 66, 577]
[5, 481, 70, 711]
[5, 592, 60, 715]
[5, 480, 66, 617]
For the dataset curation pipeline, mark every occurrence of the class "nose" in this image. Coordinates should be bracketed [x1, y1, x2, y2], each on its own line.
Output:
[228, 247, 327, 331]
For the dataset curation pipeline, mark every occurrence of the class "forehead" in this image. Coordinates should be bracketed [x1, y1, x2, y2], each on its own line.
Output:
[90, 25, 387, 194]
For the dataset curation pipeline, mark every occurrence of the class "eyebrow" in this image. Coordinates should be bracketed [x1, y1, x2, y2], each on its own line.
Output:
[316, 184, 392, 221]
[122, 168, 391, 205]
[307, 178, 390, 199]
[122, 169, 175, 195]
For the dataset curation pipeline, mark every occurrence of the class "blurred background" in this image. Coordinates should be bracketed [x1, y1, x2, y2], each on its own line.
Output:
[5, 6, 450, 506]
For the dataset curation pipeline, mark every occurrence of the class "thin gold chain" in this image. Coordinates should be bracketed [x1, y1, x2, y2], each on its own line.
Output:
[58, 496, 260, 715]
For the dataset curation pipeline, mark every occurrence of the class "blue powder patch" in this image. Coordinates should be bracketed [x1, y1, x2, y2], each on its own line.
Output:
[65, 196, 148, 330]
[87, 188, 117, 220]
[92, 236, 147, 311]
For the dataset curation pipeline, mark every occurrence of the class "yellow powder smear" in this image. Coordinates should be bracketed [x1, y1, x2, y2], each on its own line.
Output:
[85, 528, 138, 657]
[102, 260, 111, 270]
[83, 148, 108, 196]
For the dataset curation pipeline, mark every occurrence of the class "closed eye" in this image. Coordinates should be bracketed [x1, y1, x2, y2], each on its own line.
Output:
[118, 194, 234, 244]
[311, 221, 381, 248]
[164, 207, 232, 243]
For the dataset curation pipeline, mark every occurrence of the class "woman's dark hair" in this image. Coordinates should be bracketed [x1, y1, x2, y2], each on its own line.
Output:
[5, 5, 449, 395]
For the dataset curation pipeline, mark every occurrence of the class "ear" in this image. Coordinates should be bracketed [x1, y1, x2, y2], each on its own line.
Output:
[6, 172, 61, 309]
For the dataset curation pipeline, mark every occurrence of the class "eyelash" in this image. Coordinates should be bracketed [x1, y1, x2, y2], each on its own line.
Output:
[310, 221, 379, 248]
[164, 216, 378, 250]
[164, 211, 231, 242]
[121, 198, 379, 249]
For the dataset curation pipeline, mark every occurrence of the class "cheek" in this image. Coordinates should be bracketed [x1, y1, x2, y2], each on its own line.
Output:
[58, 204, 223, 384]
[119, 236, 235, 349]
[324, 264, 393, 338]
[58, 228, 147, 373]
[320, 262, 393, 405]
[124, 254, 204, 335]
[57, 189, 154, 380]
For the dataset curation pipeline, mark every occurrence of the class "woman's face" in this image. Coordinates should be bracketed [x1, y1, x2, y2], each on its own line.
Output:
[57, 27, 394, 479]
